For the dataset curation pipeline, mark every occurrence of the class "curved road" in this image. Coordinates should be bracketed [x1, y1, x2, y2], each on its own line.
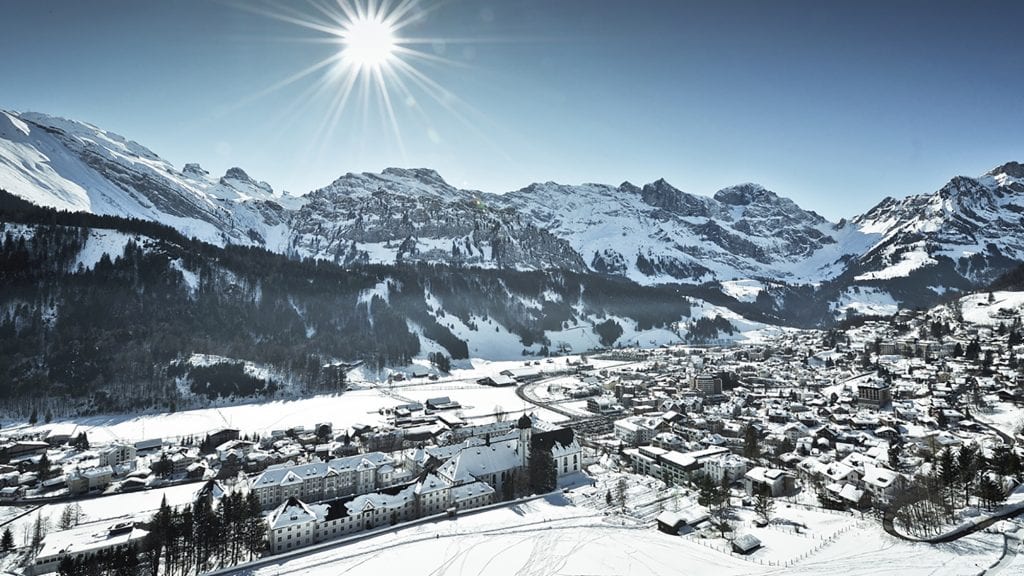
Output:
[883, 502, 1024, 544]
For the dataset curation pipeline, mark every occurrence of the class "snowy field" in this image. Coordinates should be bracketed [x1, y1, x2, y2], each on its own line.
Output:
[832, 286, 899, 318]
[3, 481, 206, 549]
[244, 495, 1005, 576]
[14, 389, 402, 445]
[975, 401, 1023, 439]
[961, 291, 1024, 326]
[394, 384, 568, 424]
[13, 356, 619, 443]
[721, 279, 765, 303]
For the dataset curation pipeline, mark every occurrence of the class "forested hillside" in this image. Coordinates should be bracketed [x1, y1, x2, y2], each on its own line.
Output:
[0, 190, 698, 418]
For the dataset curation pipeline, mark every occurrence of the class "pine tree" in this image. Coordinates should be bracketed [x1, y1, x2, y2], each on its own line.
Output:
[37, 452, 52, 480]
[965, 338, 981, 361]
[976, 475, 1006, 511]
[888, 443, 902, 470]
[57, 557, 75, 576]
[937, 449, 959, 516]
[244, 491, 266, 560]
[193, 497, 220, 572]
[528, 447, 557, 494]
[1, 527, 14, 554]
[753, 486, 775, 525]
[59, 503, 77, 529]
[743, 425, 760, 460]
[957, 444, 979, 507]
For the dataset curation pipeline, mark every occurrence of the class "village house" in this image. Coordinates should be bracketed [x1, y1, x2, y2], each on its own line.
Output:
[743, 466, 792, 497]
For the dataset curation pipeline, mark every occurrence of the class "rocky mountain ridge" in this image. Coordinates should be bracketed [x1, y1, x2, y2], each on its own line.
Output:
[3, 109, 1023, 317]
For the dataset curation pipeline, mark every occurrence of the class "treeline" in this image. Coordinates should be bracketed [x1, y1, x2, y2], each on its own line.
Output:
[56, 546, 138, 576]
[169, 362, 281, 401]
[136, 491, 265, 576]
[990, 262, 1024, 292]
[685, 315, 737, 343]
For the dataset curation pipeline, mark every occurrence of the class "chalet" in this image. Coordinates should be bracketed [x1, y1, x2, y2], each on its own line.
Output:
[656, 510, 686, 535]
[861, 464, 900, 504]
[0, 486, 24, 500]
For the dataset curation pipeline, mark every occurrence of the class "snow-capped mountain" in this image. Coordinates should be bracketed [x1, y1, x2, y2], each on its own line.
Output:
[0, 110, 294, 247]
[287, 168, 587, 270]
[851, 162, 1024, 285]
[500, 179, 866, 283]
[3, 108, 1024, 318]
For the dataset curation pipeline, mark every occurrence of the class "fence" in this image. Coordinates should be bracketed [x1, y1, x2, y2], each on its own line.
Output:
[685, 521, 864, 568]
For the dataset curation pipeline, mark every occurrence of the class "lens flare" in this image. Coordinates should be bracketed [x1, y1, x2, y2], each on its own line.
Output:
[341, 16, 395, 69]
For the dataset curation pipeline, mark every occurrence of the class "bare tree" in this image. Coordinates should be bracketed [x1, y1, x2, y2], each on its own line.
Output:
[617, 476, 629, 512]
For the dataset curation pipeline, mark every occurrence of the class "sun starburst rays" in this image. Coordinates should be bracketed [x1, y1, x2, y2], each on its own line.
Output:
[228, 0, 513, 165]
[237, 0, 476, 161]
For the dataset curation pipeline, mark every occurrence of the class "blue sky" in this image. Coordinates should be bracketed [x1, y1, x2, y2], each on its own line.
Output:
[2, 0, 1023, 220]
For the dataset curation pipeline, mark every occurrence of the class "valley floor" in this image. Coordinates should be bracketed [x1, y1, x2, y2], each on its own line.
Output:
[7, 356, 616, 445]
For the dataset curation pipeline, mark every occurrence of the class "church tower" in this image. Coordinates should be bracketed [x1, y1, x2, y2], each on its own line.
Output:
[516, 413, 533, 468]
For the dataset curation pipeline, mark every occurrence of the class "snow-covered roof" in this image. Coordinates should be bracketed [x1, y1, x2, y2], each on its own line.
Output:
[252, 452, 393, 489]
[344, 484, 417, 516]
[37, 523, 149, 563]
[451, 481, 494, 503]
[437, 440, 521, 484]
[415, 473, 449, 495]
[862, 464, 898, 489]
[268, 497, 318, 530]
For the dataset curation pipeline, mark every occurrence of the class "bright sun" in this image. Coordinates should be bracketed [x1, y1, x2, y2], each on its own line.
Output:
[247, 0, 480, 157]
[341, 16, 396, 69]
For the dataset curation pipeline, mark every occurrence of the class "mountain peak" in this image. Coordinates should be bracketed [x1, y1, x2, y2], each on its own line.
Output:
[987, 161, 1024, 180]
[381, 167, 448, 186]
[183, 163, 209, 178]
[713, 183, 773, 206]
[222, 167, 254, 183]
[618, 181, 641, 194]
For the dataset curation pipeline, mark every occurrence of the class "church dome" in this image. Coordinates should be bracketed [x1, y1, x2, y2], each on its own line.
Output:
[516, 413, 533, 430]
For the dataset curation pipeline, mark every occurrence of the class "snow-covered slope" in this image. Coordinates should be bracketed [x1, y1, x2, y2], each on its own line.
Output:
[0, 110, 294, 247]
[500, 180, 869, 283]
[852, 162, 1024, 284]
